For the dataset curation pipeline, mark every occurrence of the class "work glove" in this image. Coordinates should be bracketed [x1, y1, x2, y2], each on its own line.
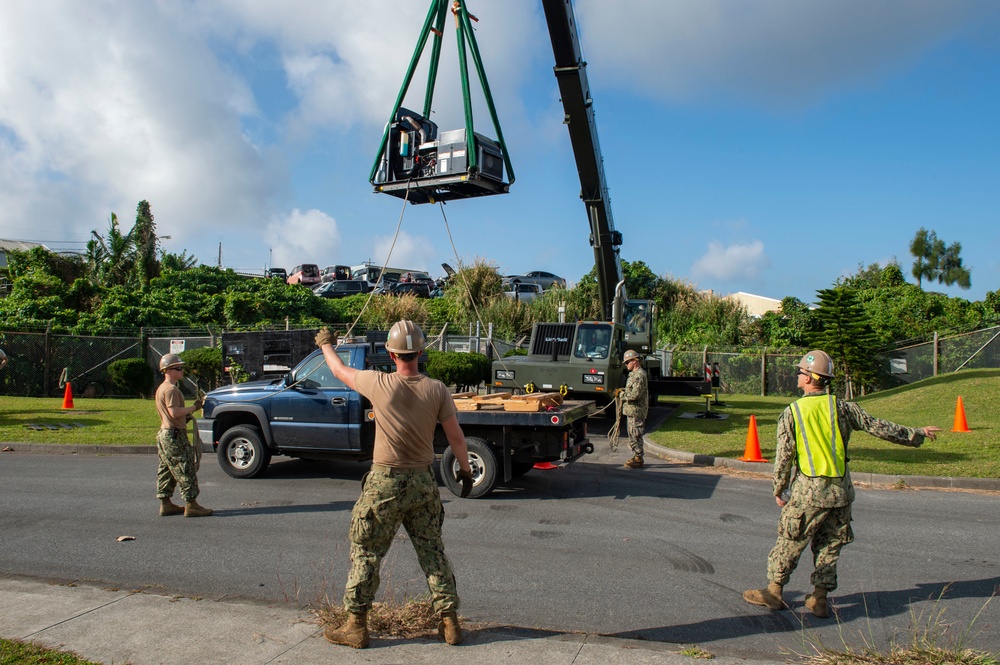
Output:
[315, 327, 338, 348]
[457, 469, 474, 498]
[614, 388, 624, 397]
[192, 396, 204, 411]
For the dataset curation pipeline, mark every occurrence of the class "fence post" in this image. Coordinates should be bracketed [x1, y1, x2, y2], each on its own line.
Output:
[44, 320, 52, 398]
[933, 331, 939, 376]
[761, 350, 766, 396]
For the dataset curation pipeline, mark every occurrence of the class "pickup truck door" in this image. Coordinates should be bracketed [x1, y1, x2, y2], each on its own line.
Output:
[269, 350, 362, 450]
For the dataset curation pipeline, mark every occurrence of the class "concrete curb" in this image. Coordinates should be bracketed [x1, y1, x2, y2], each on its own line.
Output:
[5, 441, 998, 492]
[646, 441, 1000, 492]
[0, 443, 210, 455]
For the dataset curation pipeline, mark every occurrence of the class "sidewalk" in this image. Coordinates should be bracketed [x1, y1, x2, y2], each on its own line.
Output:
[1, 575, 784, 665]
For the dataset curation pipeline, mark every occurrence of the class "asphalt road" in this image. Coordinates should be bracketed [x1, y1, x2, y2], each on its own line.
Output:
[1, 437, 998, 661]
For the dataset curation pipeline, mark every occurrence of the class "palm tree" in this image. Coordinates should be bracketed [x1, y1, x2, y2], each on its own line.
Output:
[87, 213, 135, 288]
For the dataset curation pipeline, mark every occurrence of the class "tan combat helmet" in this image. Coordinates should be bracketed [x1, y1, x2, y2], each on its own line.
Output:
[623, 349, 641, 363]
[385, 320, 426, 354]
[798, 350, 834, 380]
[159, 353, 185, 371]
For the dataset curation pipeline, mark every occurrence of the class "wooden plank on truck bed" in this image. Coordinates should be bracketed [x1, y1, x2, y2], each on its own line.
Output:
[472, 392, 512, 402]
[454, 399, 480, 411]
[503, 392, 564, 412]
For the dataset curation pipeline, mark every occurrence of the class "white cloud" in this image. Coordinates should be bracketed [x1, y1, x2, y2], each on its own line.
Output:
[265, 208, 341, 270]
[0, 1, 281, 253]
[691, 240, 769, 280]
[370, 231, 437, 273]
[575, 0, 1000, 106]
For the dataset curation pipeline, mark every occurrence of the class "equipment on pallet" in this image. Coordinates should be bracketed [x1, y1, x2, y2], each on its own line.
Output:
[370, 0, 514, 204]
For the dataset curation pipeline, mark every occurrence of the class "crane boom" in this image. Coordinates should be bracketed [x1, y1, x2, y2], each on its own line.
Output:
[541, 0, 623, 320]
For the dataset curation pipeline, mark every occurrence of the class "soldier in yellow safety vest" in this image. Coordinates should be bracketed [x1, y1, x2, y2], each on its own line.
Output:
[743, 350, 941, 618]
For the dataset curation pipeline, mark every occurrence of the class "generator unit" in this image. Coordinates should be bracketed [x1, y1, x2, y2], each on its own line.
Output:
[372, 108, 510, 204]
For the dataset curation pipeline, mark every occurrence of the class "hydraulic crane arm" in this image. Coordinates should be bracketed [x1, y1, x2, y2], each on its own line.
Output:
[541, 0, 624, 320]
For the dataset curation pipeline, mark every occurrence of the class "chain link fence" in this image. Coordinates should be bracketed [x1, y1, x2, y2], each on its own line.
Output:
[879, 326, 1000, 388]
[5, 324, 999, 399]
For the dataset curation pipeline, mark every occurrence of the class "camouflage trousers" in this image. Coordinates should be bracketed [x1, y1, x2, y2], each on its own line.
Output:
[343, 466, 458, 615]
[766, 501, 854, 591]
[156, 428, 200, 502]
[627, 416, 645, 457]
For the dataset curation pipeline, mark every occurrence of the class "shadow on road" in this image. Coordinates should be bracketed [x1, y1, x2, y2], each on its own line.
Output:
[611, 576, 1000, 647]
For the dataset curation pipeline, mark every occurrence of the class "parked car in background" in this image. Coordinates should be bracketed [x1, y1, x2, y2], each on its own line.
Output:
[313, 280, 368, 298]
[266, 268, 287, 281]
[320, 265, 352, 282]
[287, 264, 320, 287]
[372, 280, 432, 298]
[504, 282, 543, 303]
[509, 270, 566, 290]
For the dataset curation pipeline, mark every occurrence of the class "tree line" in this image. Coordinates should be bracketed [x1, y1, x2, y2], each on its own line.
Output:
[2, 203, 997, 396]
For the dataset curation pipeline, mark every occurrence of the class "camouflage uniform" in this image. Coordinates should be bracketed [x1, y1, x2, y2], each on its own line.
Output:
[155, 427, 200, 502]
[344, 466, 458, 615]
[766, 397, 926, 591]
[622, 364, 649, 457]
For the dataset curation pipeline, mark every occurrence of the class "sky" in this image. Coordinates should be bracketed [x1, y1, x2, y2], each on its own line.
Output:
[1, 0, 999, 306]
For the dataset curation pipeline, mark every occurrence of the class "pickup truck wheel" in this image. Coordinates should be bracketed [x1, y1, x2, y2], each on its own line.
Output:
[441, 437, 497, 499]
[217, 425, 272, 479]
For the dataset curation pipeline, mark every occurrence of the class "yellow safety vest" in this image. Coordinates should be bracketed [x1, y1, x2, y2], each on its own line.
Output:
[791, 394, 846, 478]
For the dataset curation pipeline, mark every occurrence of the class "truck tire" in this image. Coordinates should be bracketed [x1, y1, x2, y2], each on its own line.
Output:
[217, 424, 272, 479]
[441, 437, 497, 499]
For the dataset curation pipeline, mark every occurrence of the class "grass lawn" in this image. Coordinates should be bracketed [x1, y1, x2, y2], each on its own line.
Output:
[649, 368, 1000, 479]
[0, 397, 154, 446]
[2, 368, 998, 478]
[0, 638, 102, 664]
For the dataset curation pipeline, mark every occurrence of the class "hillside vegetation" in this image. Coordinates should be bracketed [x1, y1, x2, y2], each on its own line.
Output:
[653, 368, 1000, 479]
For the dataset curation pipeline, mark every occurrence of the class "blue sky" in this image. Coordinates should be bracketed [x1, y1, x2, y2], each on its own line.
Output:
[1, 1, 998, 305]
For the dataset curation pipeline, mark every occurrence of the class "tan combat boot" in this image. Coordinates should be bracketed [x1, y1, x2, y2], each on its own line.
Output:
[159, 499, 184, 516]
[184, 500, 213, 517]
[438, 611, 462, 645]
[624, 455, 644, 469]
[805, 587, 829, 618]
[742, 582, 785, 610]
[324, 612, 370, 649]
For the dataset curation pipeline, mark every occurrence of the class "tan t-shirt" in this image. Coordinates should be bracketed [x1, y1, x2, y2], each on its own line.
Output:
[354, 370, 457, 467]
[155, 380, 187, 430]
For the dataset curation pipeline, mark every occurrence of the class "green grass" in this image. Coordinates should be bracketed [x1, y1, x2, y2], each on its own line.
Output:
[0, 397, 153, 446]
[2, 368, 998, 479]
[650, 368, 1000, 479]
[0, 637, 103, 664]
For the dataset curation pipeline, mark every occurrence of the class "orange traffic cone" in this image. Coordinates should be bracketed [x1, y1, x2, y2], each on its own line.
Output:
[951, 396, 970, 432]
[738, 415, 768, 462]
[61, 382, 75, 410]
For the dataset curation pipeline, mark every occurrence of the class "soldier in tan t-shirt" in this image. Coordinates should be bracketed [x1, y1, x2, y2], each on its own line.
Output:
[316, 321, 472, 650]
[154, 354, 212, 518]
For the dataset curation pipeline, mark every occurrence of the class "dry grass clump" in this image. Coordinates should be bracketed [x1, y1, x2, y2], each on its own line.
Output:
[316, 596, 446, 638]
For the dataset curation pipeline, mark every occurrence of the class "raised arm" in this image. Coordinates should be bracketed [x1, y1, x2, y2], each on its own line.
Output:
[315, 328, 359, 392]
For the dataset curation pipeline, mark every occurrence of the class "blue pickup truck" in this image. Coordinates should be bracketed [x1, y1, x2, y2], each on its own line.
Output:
[198, 335, 595, 498]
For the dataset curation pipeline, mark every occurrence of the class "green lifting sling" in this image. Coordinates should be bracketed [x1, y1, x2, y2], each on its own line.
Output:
[369, 0, 515, 204]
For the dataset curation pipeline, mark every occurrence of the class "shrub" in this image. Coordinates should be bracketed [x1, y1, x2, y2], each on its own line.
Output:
[426, 350, 490, 391]
[107, 358, 154, 397]
[179, 346, 223, 390]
